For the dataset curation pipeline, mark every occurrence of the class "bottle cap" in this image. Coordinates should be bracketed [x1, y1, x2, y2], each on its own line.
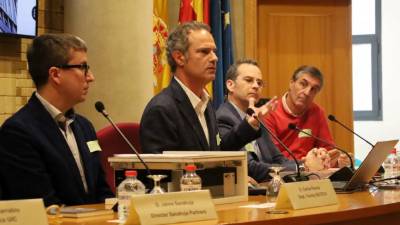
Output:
[390, 148, 397, 154]
[185, 165, 197, 171]
[125, 170, 137, 177]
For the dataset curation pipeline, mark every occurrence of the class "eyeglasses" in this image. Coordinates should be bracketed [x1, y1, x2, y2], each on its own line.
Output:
[57, 63, 90, 76]
[240, 76, 265, 88]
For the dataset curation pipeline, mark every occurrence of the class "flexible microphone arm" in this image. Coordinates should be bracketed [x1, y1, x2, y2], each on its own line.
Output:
[328, 114, 388, 176]
[328, 115, 374, 147]
[95, 101, 151, 175]
[246, 108, 309, 182]
[288, 123, 355, 171]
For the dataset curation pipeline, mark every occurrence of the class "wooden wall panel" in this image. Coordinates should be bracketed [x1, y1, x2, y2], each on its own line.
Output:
[245, 0, 354, 153]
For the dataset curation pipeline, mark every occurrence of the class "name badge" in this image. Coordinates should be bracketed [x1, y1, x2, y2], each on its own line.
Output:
[275, 179, 338, 210]
[245, 143, 255, 153]
[298, 129, 312, 138]
[0, 199, 48, 225]
[87, 140, 102, 152]
[126, 190, 217, 225]
[216, 133, 221, 146]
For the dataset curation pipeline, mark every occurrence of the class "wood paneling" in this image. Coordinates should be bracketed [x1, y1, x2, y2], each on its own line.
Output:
[245, 0, 353, 153]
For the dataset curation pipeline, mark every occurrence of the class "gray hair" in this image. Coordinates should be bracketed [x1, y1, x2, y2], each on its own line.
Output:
[291, 65, 324, 88]
[167, 21, 210, 72]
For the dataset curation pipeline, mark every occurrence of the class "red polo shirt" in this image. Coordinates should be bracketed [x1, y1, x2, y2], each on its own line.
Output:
[262, 96, 334, 159]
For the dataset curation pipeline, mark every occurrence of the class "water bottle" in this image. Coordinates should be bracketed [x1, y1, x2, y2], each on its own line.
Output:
[383, 149, 399, 183]
[180, 165, 202, 191]
[117, 170, 145, 222]
[394, 148, 400, 181]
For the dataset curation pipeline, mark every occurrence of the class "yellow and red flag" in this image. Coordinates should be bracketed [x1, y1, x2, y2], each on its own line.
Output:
[178, 0, 212, 96]
[153, 0, 171, 95]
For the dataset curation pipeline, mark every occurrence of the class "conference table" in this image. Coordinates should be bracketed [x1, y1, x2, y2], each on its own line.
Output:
[48, 188, 400, 225]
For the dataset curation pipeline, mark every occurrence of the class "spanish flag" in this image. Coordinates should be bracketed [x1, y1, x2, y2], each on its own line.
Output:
[153, 0, 171, 95]
[179, 0, 212, 96]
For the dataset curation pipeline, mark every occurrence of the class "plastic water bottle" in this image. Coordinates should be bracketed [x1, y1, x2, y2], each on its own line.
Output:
[180, 165, 202, 191]
[383, 149, 400, 183]
[117, 170, 145, 222]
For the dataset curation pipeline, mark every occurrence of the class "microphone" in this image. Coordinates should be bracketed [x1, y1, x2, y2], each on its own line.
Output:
[95, 101, 151, 175]
[328, 114, 374, 147]
[328, 114, 385, 175]
[246, 108, 309, 183]
[287, 123, 355, 171]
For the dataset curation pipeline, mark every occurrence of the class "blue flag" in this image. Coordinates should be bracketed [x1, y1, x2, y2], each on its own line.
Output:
[210, 0, 234, 109]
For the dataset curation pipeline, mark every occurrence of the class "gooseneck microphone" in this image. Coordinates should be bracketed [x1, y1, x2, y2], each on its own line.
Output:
[328, 114, 385, 175]
[246, 108, 309, 183]
[95, 101, 151, 175]
[288, 123, 355, 171]
[328, 114, 374, 147]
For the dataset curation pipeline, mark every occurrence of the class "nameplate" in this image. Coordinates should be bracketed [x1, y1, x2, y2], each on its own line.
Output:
[0, 199, 48, 225]
[275, 179, 338, 210]
[125, 190, 217, 225]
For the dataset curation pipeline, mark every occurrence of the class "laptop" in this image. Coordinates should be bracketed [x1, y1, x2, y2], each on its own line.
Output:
[332, 140, 399, 192]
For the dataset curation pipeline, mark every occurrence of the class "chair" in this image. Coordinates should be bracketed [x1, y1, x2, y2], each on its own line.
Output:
[97, 122, 141, 193]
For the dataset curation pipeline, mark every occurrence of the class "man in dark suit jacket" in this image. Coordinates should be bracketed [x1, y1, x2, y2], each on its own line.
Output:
[140, 22, 264, 153]
[0, 34, 113, 206]
[216, 59, 296, 182]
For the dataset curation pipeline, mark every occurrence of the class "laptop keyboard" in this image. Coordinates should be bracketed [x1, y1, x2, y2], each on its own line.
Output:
[332, 181, 347, 190]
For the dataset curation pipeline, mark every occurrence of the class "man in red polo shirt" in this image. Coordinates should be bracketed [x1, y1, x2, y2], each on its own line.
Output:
[263, 65, 346, 168]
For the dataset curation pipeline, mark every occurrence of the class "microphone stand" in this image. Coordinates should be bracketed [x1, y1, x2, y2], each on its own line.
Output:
[95, 101, 151, 176]
[328, 114, 385, 174]
[328, 115, 374, 147]
[246, 108, 309, 183]
[287, 123, 354, 181]
[288, 123, 355, 171]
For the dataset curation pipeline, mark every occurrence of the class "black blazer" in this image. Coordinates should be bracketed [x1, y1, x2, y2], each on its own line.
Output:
[0, 94, 113, 206]
[216, 102, 296, 182]
[140, 78, 259, 153]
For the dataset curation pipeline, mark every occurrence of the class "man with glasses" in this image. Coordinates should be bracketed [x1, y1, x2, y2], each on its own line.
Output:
[216, 59, 295, 182]
[0, 33, 113, 206]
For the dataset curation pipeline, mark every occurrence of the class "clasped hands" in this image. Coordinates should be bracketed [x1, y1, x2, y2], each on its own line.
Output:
[303, 148, 352, 171]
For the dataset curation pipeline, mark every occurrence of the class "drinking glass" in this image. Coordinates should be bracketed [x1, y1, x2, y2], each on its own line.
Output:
[266, 165, 285, 203]
[147, 174, 167, 194]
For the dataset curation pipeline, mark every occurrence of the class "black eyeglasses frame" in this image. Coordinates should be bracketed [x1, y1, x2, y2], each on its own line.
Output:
[56, 63, 90, 76]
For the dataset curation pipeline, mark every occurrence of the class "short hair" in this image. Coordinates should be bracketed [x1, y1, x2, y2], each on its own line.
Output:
[167, 21, 210, 72]
[291, 65, 324, 88]
[27, 33, 87, 89]
[225, 58, 259, 82]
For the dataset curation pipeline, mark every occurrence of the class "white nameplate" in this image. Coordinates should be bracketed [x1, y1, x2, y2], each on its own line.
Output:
[275, 179, 338, 210]
[125, 190, 217, 225]
[0, 199, 48, 225]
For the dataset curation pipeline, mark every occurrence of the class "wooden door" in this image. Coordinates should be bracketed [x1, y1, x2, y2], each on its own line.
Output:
[245, 0, 353, 153]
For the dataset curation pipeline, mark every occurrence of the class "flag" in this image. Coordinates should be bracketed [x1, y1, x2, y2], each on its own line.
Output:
[179, 0, 207, 23]
[179, 0, 213, 95]
[153, 0, 171, 94]
[210, 0, 234, 108]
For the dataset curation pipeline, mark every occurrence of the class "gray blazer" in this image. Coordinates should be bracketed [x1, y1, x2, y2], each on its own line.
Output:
[216, 101, 296, 182]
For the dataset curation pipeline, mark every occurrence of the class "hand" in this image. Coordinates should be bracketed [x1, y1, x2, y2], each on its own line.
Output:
[248, 176, 259, 187]
[328, 149, 341, 168]
[246, 96, 278, 129]
[304, 148, 331, 171]
[328, 149, 352, 168]
[337, 153, 352, 168]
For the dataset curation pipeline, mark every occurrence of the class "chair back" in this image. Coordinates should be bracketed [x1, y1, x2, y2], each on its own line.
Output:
[97, 122, 141, 193]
